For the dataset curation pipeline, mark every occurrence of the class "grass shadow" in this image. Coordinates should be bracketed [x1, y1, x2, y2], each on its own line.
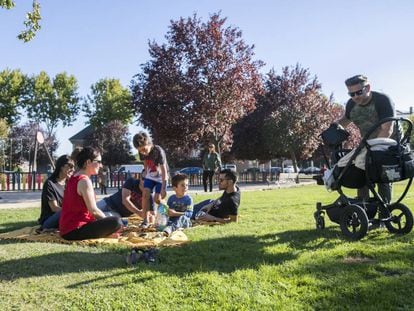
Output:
[290, 243, 414, 309]
[264, 227, 342, 250]
[0, 233, 299, 282]
[0, 249, 125, 281]
[0, 220, 38, 234]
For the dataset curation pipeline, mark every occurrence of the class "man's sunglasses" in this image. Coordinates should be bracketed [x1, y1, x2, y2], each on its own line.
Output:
[348, 86, 366, 97]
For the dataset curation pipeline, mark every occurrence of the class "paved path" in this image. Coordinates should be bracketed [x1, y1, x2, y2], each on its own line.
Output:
[0, 181, 314, 209]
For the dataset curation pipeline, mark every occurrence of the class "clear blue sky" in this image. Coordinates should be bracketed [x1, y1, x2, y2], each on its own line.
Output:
[1, 0, 414, 155]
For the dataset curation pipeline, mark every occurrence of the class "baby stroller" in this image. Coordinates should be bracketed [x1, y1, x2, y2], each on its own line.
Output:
[314, 117, 414, 240]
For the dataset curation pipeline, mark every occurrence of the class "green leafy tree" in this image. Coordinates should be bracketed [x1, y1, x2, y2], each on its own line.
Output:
[0, 118, 8, 139]
[231, 96, 273, 161]
[83, 79, 133, 128]
[0, 68, 28, 125]
[0, 118, 9, 170]
[0, 0, 41, 42]
[132, 12, 264, 159]
[85, 120, 134, 169]
[25, 71, 80, 137]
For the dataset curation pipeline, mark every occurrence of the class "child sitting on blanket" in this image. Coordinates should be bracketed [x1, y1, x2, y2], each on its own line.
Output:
[163, 173, 193, 236]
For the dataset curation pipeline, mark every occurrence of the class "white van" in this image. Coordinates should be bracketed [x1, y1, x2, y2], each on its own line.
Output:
[116, 164, 144, 174]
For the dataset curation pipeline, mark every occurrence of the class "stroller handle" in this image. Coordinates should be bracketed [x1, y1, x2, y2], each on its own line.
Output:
[360, 117, 412, 146]
[330, 117, 412, 192]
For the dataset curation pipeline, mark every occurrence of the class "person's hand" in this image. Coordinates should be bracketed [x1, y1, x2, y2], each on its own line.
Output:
[221, 217, 231, 223]
[161, 189, 167, 199]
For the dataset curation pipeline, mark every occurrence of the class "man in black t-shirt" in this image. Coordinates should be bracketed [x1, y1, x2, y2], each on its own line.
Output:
[335, 74, 396, 204]
[193, 169, 240, 223]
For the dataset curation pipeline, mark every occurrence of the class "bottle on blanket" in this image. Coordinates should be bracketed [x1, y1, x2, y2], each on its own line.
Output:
[155, 203, 169, 231]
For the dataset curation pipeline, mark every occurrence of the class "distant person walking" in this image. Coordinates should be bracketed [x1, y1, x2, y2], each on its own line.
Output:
[98, 166, 108, 195]
[202, 143, 221, 192]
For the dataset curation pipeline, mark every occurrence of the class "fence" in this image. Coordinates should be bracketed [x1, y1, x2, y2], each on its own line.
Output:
[0, 171, 316, 192]
[0, 172, 142, 192]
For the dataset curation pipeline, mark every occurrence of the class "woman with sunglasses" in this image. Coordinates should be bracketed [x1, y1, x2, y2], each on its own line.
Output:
[59, 146, 121, 240]
[38, 155, 75, 230]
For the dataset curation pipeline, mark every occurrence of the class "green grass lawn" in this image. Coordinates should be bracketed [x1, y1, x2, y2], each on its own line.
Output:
[1, 183, 414, 310]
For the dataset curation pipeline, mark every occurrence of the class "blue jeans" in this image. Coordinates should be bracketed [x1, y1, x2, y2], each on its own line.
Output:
[96, 199, 122, 218]
[163, 215, 192, 235]
[191, 199, 214, 220]
[42, 211, 61, 229]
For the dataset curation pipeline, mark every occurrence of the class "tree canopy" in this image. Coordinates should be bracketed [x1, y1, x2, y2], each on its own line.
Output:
[0, 118, 8, 138]
[85, 120, 134, 168]
[0, 0, 41, 42]
[232, 65, 344, 168]
[132, 12, 264, 159]
[83, 78, 133, 129]
[0, 69, 28, 125]
[25, 71, 81, 137]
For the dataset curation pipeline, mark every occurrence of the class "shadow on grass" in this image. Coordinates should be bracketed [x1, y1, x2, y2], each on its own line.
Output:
[290, 243, 414, 309]
[0, 240, 126, 281]
[264, 226, 342, 249]
[2, 225, 408, 287]
[0, 220, 38, 234]
[0, 229, 323, 282]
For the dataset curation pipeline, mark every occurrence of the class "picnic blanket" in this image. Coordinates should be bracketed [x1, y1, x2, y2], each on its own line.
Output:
[0, 216, 189, 249]
[0, 215, 239, 248]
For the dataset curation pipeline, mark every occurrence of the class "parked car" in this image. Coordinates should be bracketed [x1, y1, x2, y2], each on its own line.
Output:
[300, 166, 321, 175]
[116, 164, 144, 174]
[221, 164, 237, 172]
[177, 167, 203, 175]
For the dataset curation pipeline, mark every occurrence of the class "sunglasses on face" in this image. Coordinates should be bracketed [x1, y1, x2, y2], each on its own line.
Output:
[65, 163, 75, 169]
[348, 86, 366, 97]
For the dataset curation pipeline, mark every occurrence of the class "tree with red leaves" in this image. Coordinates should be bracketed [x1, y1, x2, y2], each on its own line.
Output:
[232, 65, 357, 168]
[131, 12, 264, 161]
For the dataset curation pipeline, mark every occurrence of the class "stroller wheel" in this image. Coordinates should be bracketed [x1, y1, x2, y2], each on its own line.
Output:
[340, 204, 368, 240]
[385, 203, 414, 234]
[316, 216, 325, 230]
[314, 211, 325, 229]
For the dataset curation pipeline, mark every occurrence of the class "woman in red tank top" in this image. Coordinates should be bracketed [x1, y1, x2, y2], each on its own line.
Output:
[59, 146, 121, 240]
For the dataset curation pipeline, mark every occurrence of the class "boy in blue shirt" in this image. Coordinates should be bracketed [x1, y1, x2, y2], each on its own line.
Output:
[163, 173, 193, 236]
